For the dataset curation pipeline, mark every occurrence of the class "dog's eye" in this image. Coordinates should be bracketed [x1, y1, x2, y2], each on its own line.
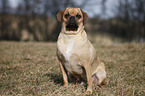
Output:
[65, 14, 69, 19]
[76, 14, 81, 19]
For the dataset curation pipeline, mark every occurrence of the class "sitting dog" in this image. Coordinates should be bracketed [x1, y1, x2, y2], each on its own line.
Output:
[56, 7, 106, 94]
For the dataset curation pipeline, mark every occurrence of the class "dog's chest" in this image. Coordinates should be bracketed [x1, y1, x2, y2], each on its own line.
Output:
[57, 38, 84, 74]
[58, 39, 75, 61]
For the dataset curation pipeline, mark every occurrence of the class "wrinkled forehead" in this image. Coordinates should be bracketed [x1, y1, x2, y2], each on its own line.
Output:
[65, 8, 82, 15]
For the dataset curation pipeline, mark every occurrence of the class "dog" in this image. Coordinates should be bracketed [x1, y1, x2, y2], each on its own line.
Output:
[56, 7, 106, 94]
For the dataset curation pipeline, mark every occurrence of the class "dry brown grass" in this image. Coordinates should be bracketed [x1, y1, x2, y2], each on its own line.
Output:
[0, 41, 145, 95]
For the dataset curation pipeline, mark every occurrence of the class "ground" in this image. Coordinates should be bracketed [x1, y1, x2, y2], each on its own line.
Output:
[0, 41, 145, 95]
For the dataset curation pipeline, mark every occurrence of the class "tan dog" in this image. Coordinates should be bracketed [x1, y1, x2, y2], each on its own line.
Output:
[56, 7, 106, 94]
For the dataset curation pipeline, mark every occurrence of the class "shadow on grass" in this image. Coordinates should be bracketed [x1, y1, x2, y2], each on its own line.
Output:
[44, 72, 87, 88]
[44, 72, 63, 85]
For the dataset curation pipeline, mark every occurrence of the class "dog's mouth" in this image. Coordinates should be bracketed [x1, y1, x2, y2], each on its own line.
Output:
[66, 23, 78, 31]
[66, 17, 78, 31]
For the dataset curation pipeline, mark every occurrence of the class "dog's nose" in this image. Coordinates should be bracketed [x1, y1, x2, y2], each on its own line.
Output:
[70, 16, 75, 19]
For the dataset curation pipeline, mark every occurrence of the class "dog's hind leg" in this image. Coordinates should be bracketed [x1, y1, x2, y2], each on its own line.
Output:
[93, 62, 106, 85]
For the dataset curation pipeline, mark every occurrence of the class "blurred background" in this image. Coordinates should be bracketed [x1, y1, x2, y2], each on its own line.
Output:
[0, 0, 145, 42]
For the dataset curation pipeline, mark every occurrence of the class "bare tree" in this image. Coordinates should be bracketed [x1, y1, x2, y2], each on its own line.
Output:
[112, 0, 145, 41]
[101, 0, 107, 18]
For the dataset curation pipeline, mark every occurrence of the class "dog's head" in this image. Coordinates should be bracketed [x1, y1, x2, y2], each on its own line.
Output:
[57, 8, 88, 33]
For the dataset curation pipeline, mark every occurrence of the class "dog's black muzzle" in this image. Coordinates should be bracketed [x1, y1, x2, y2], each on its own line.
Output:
[66, 16, 78, 31]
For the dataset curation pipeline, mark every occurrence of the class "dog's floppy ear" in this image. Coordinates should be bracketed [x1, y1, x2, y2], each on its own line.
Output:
[57, 9, 66, 22]
[80, 9, 88, 24]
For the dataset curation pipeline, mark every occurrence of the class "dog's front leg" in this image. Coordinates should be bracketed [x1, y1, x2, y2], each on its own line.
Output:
[84, 64, 93, 94]
[59, 62, 68, 86]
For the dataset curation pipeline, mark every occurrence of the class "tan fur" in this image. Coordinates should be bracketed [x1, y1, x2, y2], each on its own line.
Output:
[56, 7, 106, 94]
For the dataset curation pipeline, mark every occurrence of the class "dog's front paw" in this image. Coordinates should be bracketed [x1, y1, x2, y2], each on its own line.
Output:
[63, 83, 68, 87]
[85, 89, 92, 94]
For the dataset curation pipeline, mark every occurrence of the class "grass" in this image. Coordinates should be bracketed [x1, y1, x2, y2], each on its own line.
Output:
[0, 40, 145, 95]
